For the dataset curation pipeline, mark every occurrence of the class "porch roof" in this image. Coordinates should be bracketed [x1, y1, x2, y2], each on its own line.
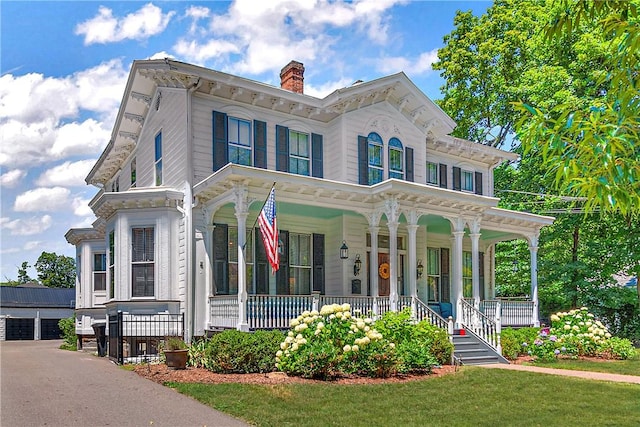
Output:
[193, 164, 552, 238]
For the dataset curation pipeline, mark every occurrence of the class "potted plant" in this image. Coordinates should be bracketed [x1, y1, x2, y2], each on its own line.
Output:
[163, 336, 189, 369]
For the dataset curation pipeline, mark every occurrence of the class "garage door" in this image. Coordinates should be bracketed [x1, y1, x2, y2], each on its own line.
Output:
[6, 318, 35, 340]
[41, 319, 63, 340]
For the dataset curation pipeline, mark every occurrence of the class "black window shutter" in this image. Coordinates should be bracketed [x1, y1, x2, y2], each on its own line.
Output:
[479, 252, 485, 300]
[212, 111, 228, 171]
[255, 227, 269, 294]
[275, 125, 289, 172]
[276, 230, 289, 294]
[358, 135, 368, 185]
[312, 233, 325, 294]
[254, 120, 267, 169]
[439, 163, 448, 188]
[452, 166, 461, 191]
[311, 133, 323, 178]
[440, 248, 450, 302]
[212, 224, 228, 294]
[475, 171, 483, 195]
[405, 147, 414, 182]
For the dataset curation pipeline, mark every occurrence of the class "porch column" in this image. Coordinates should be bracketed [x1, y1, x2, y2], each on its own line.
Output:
[385, 198, 400, 312]
[366, 210, 382, 316]
[528, 233, 540, 327]
[234, 185, 249, 331]
[470, 220, 481, 307]
[407, 219, 419, 319]
[450, 217, 465, 326]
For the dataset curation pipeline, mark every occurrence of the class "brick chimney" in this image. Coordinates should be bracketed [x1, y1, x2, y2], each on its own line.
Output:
[280, 60, 304, 94]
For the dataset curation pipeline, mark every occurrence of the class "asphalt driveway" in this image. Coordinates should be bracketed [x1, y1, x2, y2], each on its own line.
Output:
[0, 340, 248, 427]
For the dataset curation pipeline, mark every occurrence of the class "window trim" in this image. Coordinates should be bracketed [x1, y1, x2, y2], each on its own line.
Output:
[93, 253, 107, 292]
[154, 131, 163, 186]
[388, 137, 404, 180]
[462, 170, 474, 192]
[288, 129, 310, 176]
[367, 132, 384, 185]
[426, 161, 439, 186]
[227, 116, 252, 166]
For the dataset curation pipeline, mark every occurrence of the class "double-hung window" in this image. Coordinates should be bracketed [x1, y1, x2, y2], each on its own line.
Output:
[154, 132, 162, 186]
[289, 233, 311, 294]
[462, 170, 474, 192]
[427, 247, 440, 301]
[93, 253, 106, 292]
[108, 231, 115, 299]
[289, 130, 310, 176]
[463, 251, 472, 298]
[426, 162, 439, 185]
[388, 137, 404, 179]
[368, 132, 383, 184]
[131, 157, 137, 188]
[228, 117, 252, 166]
[132, 227, 154, 297]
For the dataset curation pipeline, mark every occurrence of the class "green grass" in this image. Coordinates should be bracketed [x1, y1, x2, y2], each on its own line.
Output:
[169, 368, 640, 427]
[526, 352, 640, 376]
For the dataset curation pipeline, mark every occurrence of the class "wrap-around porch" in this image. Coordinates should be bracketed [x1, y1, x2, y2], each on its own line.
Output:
[195, 166, 553, 352]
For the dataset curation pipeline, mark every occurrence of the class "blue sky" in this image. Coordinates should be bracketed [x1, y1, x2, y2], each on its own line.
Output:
[0, 0, 490, 281]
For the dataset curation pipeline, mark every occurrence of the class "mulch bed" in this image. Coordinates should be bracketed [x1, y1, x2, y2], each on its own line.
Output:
[133, 363, 459, 385]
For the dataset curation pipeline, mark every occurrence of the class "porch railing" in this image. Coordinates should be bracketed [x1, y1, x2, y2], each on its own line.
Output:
[481, 299, 535, 327]
[248, 295, 314, 329]
[210, 296, 238, 329]
[320, 296, 375, 316]
[459, 298, 501, 353]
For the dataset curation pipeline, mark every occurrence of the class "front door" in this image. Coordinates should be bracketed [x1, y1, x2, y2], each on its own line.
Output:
[378, 253, 390, 296]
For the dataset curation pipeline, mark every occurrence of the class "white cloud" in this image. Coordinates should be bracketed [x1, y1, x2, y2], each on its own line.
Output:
[0, 169, 27, 188]
[23, 241, 44, 251]
[75, 3, 176, 45]
[305, 77, 354, 98]
[72, 197, 94, 217]
[0, 215, 53, 236]
[174, 0, 405, 75]
[36, 160, 95, 187]
[0, 59, 126, 167]
[14, 187, 71, 212]
[377, 49, 439, 76]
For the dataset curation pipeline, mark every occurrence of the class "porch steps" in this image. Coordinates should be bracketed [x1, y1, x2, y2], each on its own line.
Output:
[452, 332, 509, 366]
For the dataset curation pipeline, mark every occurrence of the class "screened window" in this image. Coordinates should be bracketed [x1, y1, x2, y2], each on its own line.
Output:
[228, 117, 252, 166]
[426, 162, 439, 185]
[388, 137, 404, 179]
[427, 247, 440, 301]
[131, 157, 137, 188]
[289, 233, 311, 294]
[108, 231, 115, 299]
[462, 170, 474, 192]
[228, 226, 253, 295]
[93, 253, 106, 292]
[155, 132, 163, 186]
[289, 130, 310, 176]
[368, 132, 383, 184]
[132, 227, 154, 297]
[463, 251, 472, 298]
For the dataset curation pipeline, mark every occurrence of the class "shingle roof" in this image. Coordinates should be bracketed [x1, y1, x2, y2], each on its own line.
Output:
[0, 286, 75, 308]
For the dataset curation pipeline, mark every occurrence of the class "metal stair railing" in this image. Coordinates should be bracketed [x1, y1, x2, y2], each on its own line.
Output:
[459, 298, 502, 354]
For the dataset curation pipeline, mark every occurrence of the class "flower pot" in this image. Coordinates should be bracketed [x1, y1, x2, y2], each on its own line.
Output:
[164, 349, 189, 370]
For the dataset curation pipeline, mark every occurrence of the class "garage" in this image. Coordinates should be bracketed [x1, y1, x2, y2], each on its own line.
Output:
[41, 318, 63, 340]
[6, 318, 35, 340]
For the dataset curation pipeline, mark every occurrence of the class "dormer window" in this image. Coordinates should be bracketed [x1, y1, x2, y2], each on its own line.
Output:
[388, 137, 404, 180]
[368, 132, 383, 184]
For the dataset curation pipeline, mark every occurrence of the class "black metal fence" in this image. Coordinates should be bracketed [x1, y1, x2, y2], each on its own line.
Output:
[108, 312, 184, 364]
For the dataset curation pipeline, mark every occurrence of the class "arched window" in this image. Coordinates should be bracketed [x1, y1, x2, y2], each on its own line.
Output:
[388, 137, 404, 179]
[368, 132, 383, 184]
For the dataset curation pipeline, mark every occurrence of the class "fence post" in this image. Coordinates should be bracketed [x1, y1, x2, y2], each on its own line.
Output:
[447, 316, 454, 336]
[117, 311, 123, 365]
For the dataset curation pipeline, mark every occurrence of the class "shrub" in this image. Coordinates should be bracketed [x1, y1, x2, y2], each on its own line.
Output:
[501, 327, 539, 360]
[205, 329, 284, 373]
[187, 337, 209, 369]
[58, 316, 77, 351]
[528, 307, 636, 361]
[276, 304, 399, 379]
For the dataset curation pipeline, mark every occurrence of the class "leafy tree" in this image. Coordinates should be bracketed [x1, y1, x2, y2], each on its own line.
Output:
[35, 252, 75, 288]
[515, 0, 639, 217]
[17, 262, 32, 284]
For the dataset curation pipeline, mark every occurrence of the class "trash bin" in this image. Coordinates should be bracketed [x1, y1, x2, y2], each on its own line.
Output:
[92, 322, 107, 357]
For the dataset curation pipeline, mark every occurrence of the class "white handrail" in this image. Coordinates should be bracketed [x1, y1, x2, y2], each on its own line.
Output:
[459, 298, 501, 353]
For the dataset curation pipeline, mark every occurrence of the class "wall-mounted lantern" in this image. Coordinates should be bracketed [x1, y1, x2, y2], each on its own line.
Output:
[417, 259, 424, 279]
[340, 241, 349, 260]
[353, 254, 362, 276]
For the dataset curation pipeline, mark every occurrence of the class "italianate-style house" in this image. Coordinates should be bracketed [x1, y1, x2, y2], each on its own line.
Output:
[66, 59, 553, 364]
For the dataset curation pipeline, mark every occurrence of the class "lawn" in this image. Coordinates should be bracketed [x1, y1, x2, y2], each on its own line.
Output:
[525, 352, 640, 376]
[170, 368, 640, 427]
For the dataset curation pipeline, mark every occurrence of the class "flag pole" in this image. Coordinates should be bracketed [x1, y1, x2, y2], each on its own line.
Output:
[243, 182, 276, 251]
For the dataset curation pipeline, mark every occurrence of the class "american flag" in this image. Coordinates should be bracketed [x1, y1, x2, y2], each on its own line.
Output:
[258, 187, 279, 273]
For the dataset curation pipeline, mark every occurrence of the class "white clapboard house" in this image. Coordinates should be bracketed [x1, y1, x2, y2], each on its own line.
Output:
[66, 59, 553, 364]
